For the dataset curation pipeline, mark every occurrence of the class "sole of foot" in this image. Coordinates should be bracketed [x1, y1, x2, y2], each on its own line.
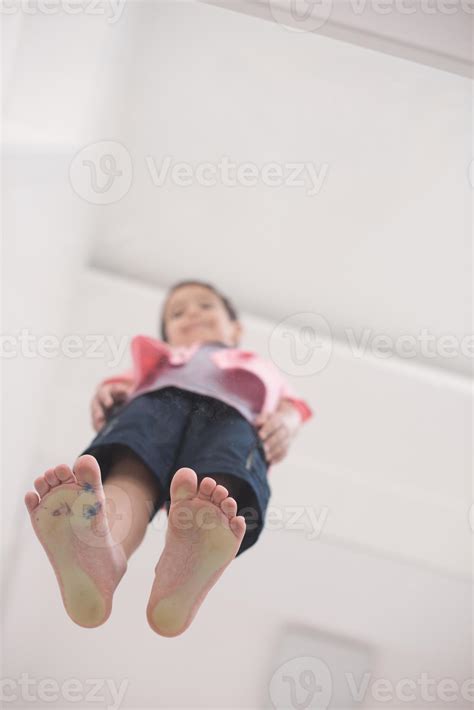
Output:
[24, 455, 127, 628]
[146, 467, 246, 637]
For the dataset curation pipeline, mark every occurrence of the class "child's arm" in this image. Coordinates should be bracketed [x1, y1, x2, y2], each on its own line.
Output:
[90, 369, 135, 432]
[254, 397, 305, 466]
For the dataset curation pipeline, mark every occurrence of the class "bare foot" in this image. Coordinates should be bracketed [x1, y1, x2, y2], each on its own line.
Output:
[146, 468, 246, 637]
[24, 455, 127, 628]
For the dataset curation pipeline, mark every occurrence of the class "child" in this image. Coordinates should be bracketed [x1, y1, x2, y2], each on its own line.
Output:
[24, 280, 313, 637]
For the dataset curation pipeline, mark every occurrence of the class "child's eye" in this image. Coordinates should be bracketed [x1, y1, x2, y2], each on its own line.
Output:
[200, 303, 213, 309]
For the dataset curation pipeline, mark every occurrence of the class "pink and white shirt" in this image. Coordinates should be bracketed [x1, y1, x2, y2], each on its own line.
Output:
[100, 335, 314, 426]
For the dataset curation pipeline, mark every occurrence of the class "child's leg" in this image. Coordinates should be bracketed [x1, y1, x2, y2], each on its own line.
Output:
[102, 448, 165, 560]
[146, 394, 269, 637]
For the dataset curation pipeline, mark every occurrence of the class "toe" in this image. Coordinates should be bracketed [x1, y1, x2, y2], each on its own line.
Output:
[211, 485, 228, 506]
[73, 455, 102, 490]
[54, 464, 76, 484]
[229, 515, 246, 539]
[34, 476, 50, 497]
[44, 469, 61, 487]
[198, 477, 217, 500]
[24, 490, 40, 513]
[220, 497, 238, 519]
[170, 467, 198, 502]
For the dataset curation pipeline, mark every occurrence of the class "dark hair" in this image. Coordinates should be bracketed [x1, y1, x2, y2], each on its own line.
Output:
[160, 279, 239, 342]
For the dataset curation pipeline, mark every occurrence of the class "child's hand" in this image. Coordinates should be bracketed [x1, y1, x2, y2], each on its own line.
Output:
[254, 400, 302, 465]
[90, 382, 132, 432]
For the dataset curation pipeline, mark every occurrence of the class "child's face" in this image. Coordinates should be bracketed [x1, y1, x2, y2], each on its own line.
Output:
[163, 285, 242, 348]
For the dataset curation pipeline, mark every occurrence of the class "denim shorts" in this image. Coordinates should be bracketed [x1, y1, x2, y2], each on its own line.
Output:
[79, 386, 271, 556]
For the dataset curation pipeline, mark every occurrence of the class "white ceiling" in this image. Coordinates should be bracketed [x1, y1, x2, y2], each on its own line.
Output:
[4, 2, 470, 377]
[75, 0, 472, 377]
[204, 0, 474, 76]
